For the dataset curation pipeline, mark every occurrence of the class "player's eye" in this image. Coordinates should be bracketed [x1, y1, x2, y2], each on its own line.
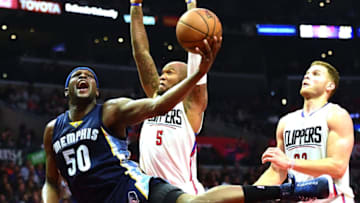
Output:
[87, 74, 94, 78]
[72, 73, 81, 78]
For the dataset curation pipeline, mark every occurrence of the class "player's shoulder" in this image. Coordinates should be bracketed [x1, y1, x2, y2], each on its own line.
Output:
[49, 118, 57, 125]
[276, 109, 301, 131]
[102, 97, 134, 118]
[326, 102, 351, 119]
[45, 118, 57, 131]
[43, 118, 57, 142]
[280, 109, 302, 122]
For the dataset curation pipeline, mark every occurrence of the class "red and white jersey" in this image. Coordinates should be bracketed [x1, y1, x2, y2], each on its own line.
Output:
[283, 103, 354, 202]
[139, 101, 205, 195]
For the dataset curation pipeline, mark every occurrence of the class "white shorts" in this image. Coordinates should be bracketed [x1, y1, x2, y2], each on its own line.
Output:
[179, 180, 205, 195]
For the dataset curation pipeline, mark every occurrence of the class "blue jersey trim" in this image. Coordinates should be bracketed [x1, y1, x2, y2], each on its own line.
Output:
[301, 102, 329, 118]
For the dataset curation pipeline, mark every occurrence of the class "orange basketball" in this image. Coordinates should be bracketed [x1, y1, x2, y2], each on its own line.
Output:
[176, 8, 222, 53]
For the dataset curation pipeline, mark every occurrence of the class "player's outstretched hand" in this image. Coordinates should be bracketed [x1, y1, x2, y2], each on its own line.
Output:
[195, 36, 223, 75]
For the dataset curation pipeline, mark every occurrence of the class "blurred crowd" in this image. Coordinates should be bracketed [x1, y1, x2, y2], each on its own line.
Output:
[0, 160, 44, 203]
[0, 83, 359, 202]
[0, 84, 67, 117]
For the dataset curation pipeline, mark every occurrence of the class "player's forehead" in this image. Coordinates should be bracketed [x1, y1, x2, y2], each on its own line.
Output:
[305, 64, 327, 75]
[162, 65, 177, 73]
[71, 69, 94, 78]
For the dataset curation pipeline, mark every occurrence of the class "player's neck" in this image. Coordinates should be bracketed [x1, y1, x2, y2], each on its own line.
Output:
[68, 101, 96, 121]
[303, 96, 328, 116]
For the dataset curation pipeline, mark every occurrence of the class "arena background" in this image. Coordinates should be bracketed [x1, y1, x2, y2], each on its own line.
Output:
[0, 0, 359, 202]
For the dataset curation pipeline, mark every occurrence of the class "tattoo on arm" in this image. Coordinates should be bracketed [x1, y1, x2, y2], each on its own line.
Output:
[131, 6, 159, 97]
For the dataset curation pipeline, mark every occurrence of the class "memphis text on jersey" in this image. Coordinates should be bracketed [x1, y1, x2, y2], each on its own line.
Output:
[284, 126, 322, 147]
[53, 128, 99, 153]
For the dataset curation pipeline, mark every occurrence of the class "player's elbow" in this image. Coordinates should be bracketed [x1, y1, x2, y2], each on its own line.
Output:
[132, 51, 142, 60]
[331, 160, 348, 179]
[132, 49, 149, 59]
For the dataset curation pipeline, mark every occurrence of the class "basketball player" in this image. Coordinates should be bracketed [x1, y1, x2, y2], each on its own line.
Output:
[254, 61, 355, 202]
[42, 66, 333, 203]
[130, 0, 207, 195]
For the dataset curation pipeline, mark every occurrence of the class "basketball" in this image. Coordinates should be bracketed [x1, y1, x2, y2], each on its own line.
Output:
[176, 8, 222, 53]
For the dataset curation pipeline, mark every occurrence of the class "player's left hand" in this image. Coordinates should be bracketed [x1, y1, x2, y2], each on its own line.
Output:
[261, 147, 290, 170]
[195, 36, 222, 75]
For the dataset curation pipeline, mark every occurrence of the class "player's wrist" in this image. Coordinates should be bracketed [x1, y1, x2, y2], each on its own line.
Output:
[197, 74, 207, 85]
[288, 159, 295, 170]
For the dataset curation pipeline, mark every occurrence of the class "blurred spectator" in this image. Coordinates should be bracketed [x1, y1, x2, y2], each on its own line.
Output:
[234, 137, 250, 164]
[20, 160, 32, 181]
[0, 128, 13, 148]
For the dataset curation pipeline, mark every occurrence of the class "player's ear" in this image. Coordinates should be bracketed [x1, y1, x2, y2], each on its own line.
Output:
[64, 88, 69, 97]
[326, 81, 335, 92]
[96, 89, 99, 98]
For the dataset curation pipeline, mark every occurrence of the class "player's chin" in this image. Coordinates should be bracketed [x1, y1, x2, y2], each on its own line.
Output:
[157, 88, 166, 95]
[76, 92, 92, 99]
[300, 89, 309, 97]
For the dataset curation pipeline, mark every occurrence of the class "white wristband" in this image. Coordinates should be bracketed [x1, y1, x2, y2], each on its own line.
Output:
[197, 74, 207, 85]
[187, 52, 206, 85]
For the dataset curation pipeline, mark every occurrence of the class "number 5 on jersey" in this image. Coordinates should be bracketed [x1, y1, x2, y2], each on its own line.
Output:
[156, 130, 163, 146]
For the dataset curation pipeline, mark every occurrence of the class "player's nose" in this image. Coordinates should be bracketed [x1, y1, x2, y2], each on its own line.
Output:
[159, 74, 166, 81]
[78, 72, 88, 79]
[303, 74, 310, 80]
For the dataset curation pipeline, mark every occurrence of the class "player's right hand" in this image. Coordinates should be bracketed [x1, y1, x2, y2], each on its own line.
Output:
[261, 147, 291, 170]
[195, 36, 222, 75]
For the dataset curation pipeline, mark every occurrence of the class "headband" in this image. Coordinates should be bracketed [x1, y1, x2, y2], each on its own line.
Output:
[65, 67, 99, 88]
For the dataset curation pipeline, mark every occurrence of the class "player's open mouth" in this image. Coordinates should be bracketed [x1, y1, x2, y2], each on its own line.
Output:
[77, 81, 89, 92]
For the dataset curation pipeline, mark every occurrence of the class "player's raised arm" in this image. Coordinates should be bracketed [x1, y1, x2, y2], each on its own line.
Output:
[105, 37, 221, 128]
[182, 0, 209, 133]
[130, 0, 159, 98]
[42, 119, 60, 203]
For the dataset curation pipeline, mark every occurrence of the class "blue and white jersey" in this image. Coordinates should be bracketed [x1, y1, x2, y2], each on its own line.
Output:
[283, 103, 354, 202]
[52, 104, 153, 203]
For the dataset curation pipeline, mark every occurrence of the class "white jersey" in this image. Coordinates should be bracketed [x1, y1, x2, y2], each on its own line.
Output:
[139, 102, 205, 195]
[283, 103, 354, 202]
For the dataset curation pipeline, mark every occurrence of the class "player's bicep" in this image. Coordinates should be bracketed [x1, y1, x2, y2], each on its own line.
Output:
[183, 85, 207, 133]
[326, 108, 354, 172]
[134, 51, 160, 98]
[43, 120, 60, 188]
[184, 85, 207, 112]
